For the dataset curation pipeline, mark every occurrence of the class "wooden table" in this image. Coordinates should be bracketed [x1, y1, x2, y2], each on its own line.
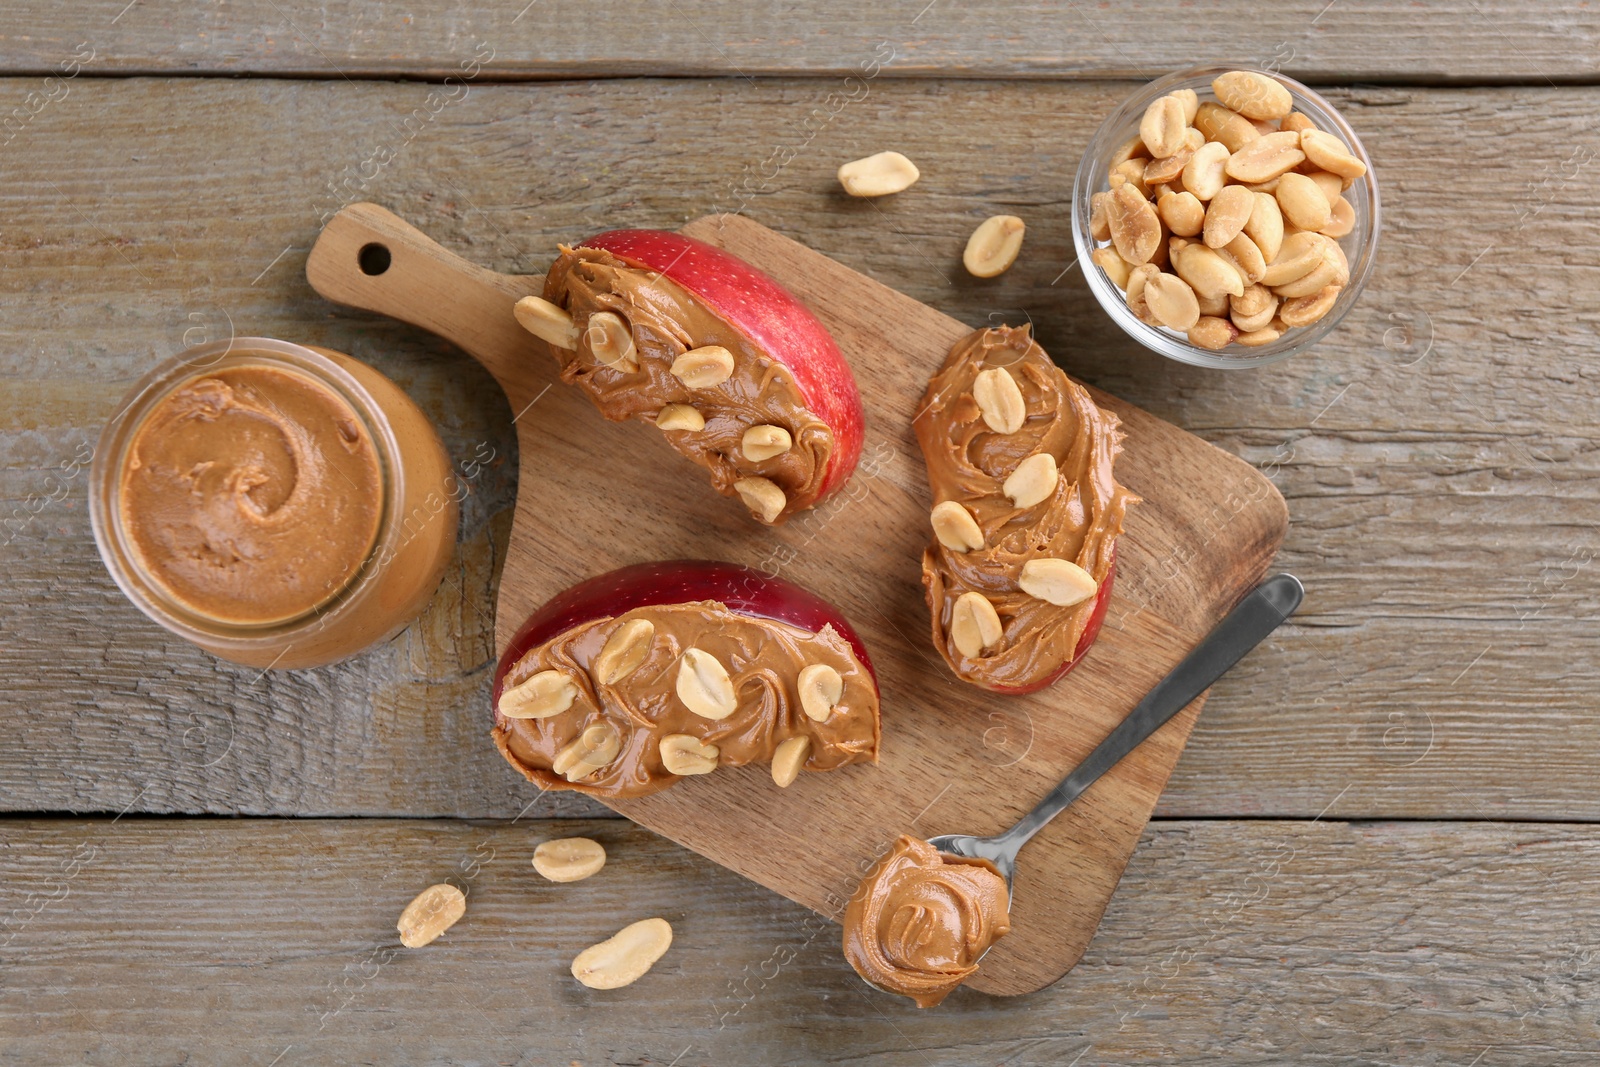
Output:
[3, 3, 1596, 1062]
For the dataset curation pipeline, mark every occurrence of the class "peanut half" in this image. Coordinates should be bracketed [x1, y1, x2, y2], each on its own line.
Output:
[397, 883, 466, 948]
[1107, 183, 1162, 265]
[797, 663, 844, 722]
[514, 296, 580, 351]
[656, 404, 705, 432]
[963, 215, 1026, 278]
[1019, 558, 1099, 607]
[1139, 95, 1190, 158]
[676, 647, 738, 720]
[585, 311, 638, 372]
[1144, 272, 1201, 331]
[671, 345, 734, 388]
[771, 735, 811, 788]
[951, 591, 1003, 659]
[972, 367, 1026, 434]
[533, 837, 607, 883]
[499, 669, 578, 720]
[1003, 452, 1059, 509]
[1212, 70, 1293, 120]
[593, 618, 655, 685]
[931, 499, 985, 552]
[553, 722, 622, 782]
[741, 425, 793, 462]
[838, 151, 920, 197]
[571, 918, 673, 990]
[659, 733, 719, 776]
[733, 476, 787, 523]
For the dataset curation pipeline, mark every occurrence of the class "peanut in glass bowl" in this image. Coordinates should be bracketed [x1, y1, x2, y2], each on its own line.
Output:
[1071, 65, 1380, 369]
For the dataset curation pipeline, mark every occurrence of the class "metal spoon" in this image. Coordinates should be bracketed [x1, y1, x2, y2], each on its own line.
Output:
[929, 573, 1304, 897]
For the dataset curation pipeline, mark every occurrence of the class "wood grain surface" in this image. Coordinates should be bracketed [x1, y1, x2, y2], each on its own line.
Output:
[2, 77, 1595, 822]
[0, 1, 1593, 81]
[2, 816, 1597, 1065]
[303, 205, 1285, 994]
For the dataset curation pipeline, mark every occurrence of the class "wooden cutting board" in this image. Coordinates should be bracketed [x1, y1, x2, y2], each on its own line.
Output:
[307, 205, 1287, 997]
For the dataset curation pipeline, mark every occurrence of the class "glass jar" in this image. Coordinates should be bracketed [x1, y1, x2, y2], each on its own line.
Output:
[90, 337, 459, 669]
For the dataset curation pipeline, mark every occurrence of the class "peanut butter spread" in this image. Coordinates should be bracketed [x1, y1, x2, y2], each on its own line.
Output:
[843, 835, 1012, 1007]
[494, 600, 879, 798]
[915, 326, 1137, 691]
[118, 365, 383, 625]
[543, 246, 833, 523]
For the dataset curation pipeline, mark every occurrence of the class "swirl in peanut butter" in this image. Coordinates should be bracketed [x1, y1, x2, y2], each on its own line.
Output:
[494, 600, 879, 798]
[543, 246, 833, 523]
[843, 835, 1012, 1007]
[118, 365, 382, 625]
[915, 325, 1136, 691]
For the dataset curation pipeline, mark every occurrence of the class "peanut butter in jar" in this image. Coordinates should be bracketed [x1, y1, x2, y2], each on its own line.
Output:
[91, 337, 459, 669]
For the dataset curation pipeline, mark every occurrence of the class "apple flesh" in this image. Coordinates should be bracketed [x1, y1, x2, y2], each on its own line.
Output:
[577, 229, 864, 503]
[493, 559, 878, 722]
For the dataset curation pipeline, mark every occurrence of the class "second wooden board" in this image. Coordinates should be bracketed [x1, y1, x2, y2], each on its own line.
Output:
[307, 206, 1287, 997]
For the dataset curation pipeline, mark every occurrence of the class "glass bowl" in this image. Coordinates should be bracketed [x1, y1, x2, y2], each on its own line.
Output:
[1071, 64, 1380, 369]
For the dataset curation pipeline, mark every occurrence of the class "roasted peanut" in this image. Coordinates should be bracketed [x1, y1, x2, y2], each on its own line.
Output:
[1139, 94, 1189, 157]
[676, 647, 737, 719]
[1181, 141, 1231, 201]
[553, 722, 622, 782]
[1258, 231, 1323, 287]
[931, 500, 985, 553]
[397, 884, 466, 948]
[973, 367, 1026, 434]
[1320, 195, 1355, 238]
[671, 345, 735, 388]
[584, 311, 638, 372]
[1018, 558, 1099, 607]
[770, 735, 810, 788]
[571, 918, 673, 990]
[1158, 190, 1205, 237]
[1091, 246, 1133, 289]
[1003, 452, 1059, 509]
[1212, 70, 1293, 120]
[533, 837, 607, 883]
[964, 215, 1026, 278]
[656, 404, 705, 432]
[1124, 263, 1162, 326]
[741, 424, 793, 462]
[1220, 232, 1267, 286]
[1275, 172, 1331, 231]
[1281, 111, 1314, 133]
[1235, 325, 1283, 346]
[1223, 131, 1306, 184]
[499, 669, 578, 720]
[838, 151, 920, 197]
[1187, 315, 1240, 350]
[1144, 271, 1201, 330]
[797, 663, 844, 722]
[950, 592, 1003, 658]
[1244, 191, 1285, 263]
[1278, 284, 1342, 327]
[1174, 243, 1245, 300]
[1107, 183, 1161, 265]
[514, 296, 580, 351]
[659, 733, 719, 776]
[1194, 102, 1259, 153]
[733, 476, 786, 523]
[1089, 190, 1113, 242]
[1167, 88, 1201, 124]
[1203, 184, 1255, 248]
[1300, 129, 1368, 182]
[594, 618, 655, 685]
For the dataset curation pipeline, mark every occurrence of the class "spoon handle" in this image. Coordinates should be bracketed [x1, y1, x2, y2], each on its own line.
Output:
[1002, 573, 1304, 850]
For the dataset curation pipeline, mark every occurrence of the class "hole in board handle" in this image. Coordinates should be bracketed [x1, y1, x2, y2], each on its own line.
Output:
[358, 243, 392, 276]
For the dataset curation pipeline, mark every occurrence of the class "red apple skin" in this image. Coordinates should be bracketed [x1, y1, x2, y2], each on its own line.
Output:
[578, 229, 864, 502]
[493, 560, 878, 723]
[974, 551, 1118, 696]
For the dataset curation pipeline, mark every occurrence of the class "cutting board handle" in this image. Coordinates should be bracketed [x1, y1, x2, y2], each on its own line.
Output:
[305, 202, 545, 392]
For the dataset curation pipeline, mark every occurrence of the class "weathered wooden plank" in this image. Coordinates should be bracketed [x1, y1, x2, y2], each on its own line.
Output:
[1, 816, 1597, 1064]
[0, 1, 1593, 82]
[2, 77, 1597, 818]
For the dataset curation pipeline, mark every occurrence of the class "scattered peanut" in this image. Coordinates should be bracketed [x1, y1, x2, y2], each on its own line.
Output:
[838, 151, 920, 197]
[797, 663, 844, 722]
[671, 345, 735, 388]
[533, 837, 607, 883]
[514, 296, 581, 351]
[771, 735, 811, 788]
[1088, 70, 1367, 352]
[733, 476, 786, 523]
[930, 499, 985, 553]
[656, 404, 705, 432]
[1002, 452, 1059, 510]
[950, 591, 1003, 659]
[676, 647, 738, 720]
[397, 884, 466, 948]
[1018, 558, 1099, 607]
[499, 669, 578, 720]
[972, 367, 1026, 434]
[963, 215, 1026, 277]
[594, 618, 655, 685]
[553, 722, 622, 782]
[584, 311, 638, 372]
[659, 733, 719, 776]
[571, 918, 673, 990]
[741, 424, 793, 462]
